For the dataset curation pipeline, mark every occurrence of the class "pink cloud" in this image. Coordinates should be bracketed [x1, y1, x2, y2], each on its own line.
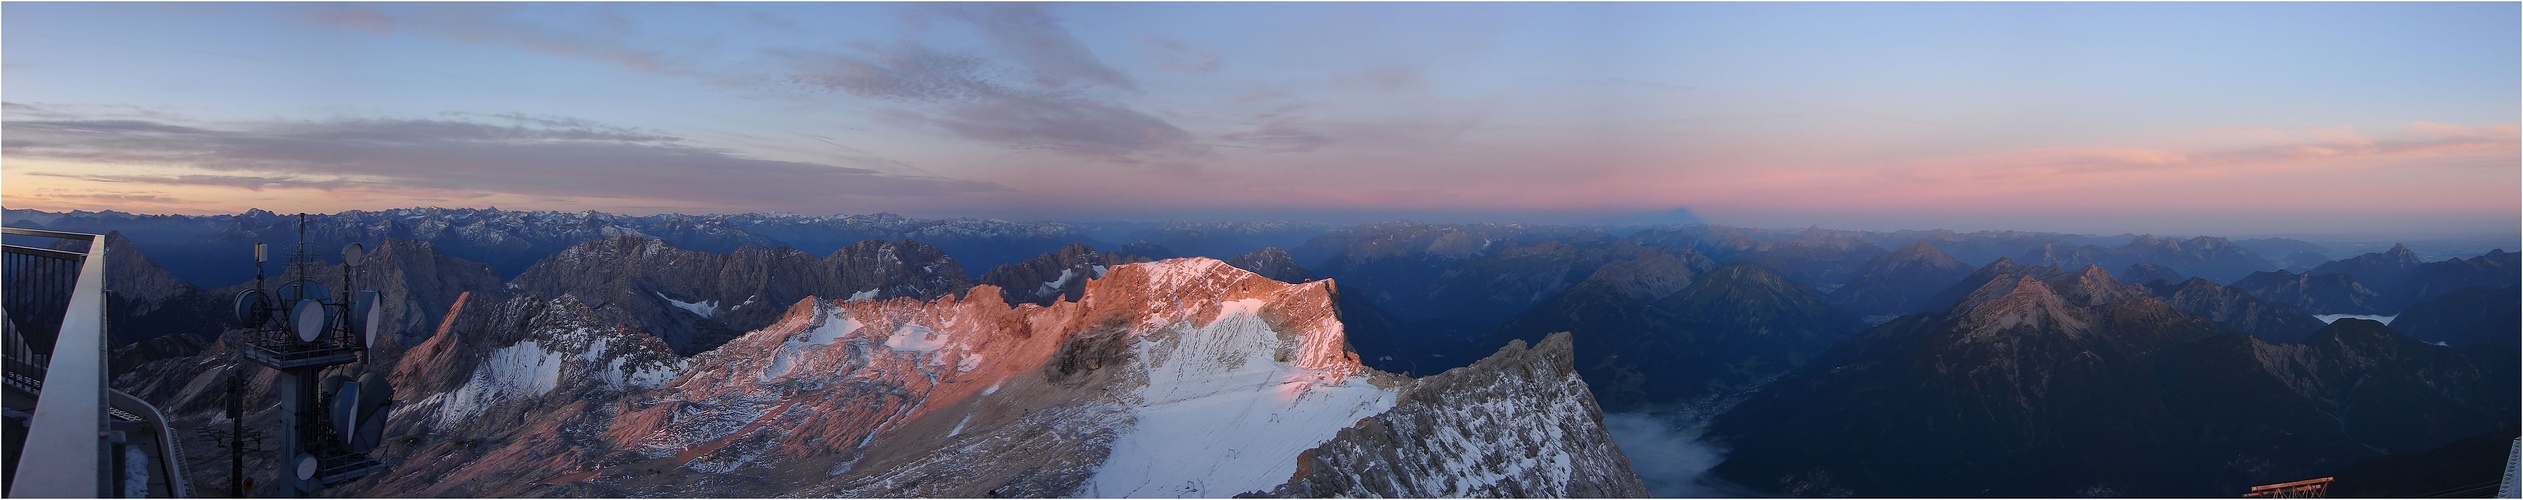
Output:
[1888, 122, 2518, 187]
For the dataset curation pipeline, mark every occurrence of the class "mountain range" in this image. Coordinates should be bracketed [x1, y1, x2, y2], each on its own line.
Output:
[48, 207, 2517, 497]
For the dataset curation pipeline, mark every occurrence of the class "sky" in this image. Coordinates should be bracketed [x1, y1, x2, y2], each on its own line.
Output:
[2, 2, 2516, 237]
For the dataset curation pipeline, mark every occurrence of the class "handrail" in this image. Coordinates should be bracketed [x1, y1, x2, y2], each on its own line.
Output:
[2, 243, 89, 261]
[8, 231, 107, 497]
[113, 389, 192, 498]
[1, 226, 103, 241]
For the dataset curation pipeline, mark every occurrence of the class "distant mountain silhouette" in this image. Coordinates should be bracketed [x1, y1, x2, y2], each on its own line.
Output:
[1488, 261, 1862, 411]
[2390, 284, 2521, 349]
[2149, 277, 2329, 343]
[1710, 268, 2517, 497]
[1828, 241, 1975, 318]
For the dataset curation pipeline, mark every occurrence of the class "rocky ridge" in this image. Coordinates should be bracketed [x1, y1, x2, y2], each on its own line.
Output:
[330, 257, 1642, 497]
[1253, 332, 1650, 498]
[508, 236, 969, 354]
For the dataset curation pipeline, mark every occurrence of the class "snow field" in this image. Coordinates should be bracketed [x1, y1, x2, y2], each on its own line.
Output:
[1089, 299, 1397, 497]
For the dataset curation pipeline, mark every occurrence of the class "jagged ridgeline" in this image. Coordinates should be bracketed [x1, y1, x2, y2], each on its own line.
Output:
[72, 209, 2522, 498]
[128, 256, 1649, 497]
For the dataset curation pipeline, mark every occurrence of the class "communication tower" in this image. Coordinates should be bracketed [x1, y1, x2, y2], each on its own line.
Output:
[230, 214, 392, 496]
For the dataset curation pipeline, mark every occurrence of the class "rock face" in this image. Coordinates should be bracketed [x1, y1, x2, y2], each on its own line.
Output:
[1629, 225, 1885, 289]
[2118, 262, 2186, 285]
[93, 234, 501, 347]
[341, 239, 507, 346]
[1298, 223, 1719, 375]
[2015, 234, 2277, 283]
[1254, 333, 1649, 498]
[2307, 243, 2426, 285]
[976, 243, 1145, 306]
[509, 236, 970, 354]
[2288, 246, 2518, 312]
[2152, 277, 2329, 343]
[93, 231, 225, 345]
[1709, 269, 2517, 497]
[2389, 285, 2522, 349]
[323, 257, 1643, 498]
[1829, 241, 1973, 317]
[8, 207, 1094, 286]
[1487, 262, 1861, 411]
[1224, 247, 1316, 284]
[2232, 270, 2388, 314]
[1921, 257, 2067, 312]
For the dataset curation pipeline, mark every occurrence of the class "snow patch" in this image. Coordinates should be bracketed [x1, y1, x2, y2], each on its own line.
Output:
[804, 312, 863, 346]
[657, 292, 719, 318]
[885, 324, 950, 353]
[1092, 265, 1109, 278]
[1088, 298, 1397, 497]
[848, 289, 880, 302]
[435, 340, 565, 428]
[1039, 269, 1077, 296]
[763, 309, 864, 382]
[2315, 314, 2396, 325]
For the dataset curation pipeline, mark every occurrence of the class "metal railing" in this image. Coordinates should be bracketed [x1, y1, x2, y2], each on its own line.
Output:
[2, 226, 192, 497]
[5, 227, 113, 497]
[4, 227, 92, 360]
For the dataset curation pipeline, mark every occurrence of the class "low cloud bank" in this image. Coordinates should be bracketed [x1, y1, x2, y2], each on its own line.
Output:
[1602, 412, 1734, 497]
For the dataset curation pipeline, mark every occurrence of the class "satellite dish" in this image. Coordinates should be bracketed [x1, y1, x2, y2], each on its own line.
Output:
[350, 373, 392, 454]
[233, 289, 271, 328]
[320, 374, 349, 401]
[341, 243, 365, 267]
[295, 454, 319, 481]
[278, 280, 331, 305]
[351, 291, 383, 348]
[292, 299, 330, 343]
[331, 380, 361, 449]
[357, 373, 392, 416]
[352, 412, 386, 454]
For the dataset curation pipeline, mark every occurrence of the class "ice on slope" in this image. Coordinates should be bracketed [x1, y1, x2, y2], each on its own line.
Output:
[1039, 269, 1078, 297]
[434, 340, 565, 429]
[764, 308, 865, 381]
[885, 324, 950, 353]
[1089, 298, 1397, 498]
[658, 292, 719, 318]
[2314, 313, 2396, 325]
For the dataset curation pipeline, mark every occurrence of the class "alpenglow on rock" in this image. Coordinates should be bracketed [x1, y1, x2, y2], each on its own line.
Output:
[338, 257, 1646, 498]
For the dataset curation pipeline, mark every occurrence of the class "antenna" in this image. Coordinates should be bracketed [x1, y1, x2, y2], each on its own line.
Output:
[230, 213, 393, 495]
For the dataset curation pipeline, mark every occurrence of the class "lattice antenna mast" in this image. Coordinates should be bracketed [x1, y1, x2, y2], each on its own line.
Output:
[227, 213, 393, 497]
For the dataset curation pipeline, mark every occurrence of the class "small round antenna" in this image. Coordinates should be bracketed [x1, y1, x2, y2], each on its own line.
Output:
[233, 289, 272, 328]
[294, 454, 319, 482]
[341, 243, 365, 267]
[351, 291, 383, 348]
[292, 299, 330, 343]
[330, 380, 361, 449]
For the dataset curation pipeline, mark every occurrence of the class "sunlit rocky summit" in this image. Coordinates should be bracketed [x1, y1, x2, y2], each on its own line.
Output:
[335, 257, 1644, 497]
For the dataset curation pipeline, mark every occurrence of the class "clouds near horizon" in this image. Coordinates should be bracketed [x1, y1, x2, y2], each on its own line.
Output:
[2, 104, 1004, 212]
[2, 2, 2515, 236]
